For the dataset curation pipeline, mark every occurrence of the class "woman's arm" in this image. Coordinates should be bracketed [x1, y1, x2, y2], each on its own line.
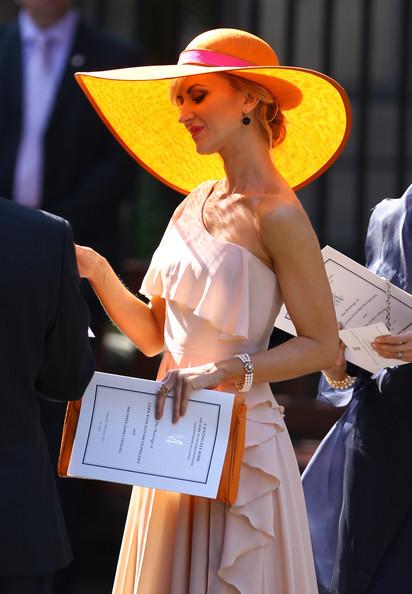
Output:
[75, 245, 165, 356]
[221, 201, 339, 383]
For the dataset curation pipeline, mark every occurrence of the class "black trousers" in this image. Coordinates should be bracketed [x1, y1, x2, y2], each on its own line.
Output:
[0, 575, 54, 594]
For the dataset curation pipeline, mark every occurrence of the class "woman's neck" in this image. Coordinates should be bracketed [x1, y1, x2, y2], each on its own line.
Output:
[219, 138, 284, 196]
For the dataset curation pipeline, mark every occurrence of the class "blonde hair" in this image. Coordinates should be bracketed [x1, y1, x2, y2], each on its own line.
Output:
[169, 78, 184, 104]
[169, 73, 286, 148]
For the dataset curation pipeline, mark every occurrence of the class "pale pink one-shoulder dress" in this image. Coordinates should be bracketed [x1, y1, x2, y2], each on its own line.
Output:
[113, 181, 318, 594]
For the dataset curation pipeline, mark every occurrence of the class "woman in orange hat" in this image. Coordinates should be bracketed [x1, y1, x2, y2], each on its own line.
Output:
[75, 28, 350, 594]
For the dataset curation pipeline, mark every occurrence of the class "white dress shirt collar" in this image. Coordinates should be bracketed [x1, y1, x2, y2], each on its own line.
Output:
[18, 8, 79, 44]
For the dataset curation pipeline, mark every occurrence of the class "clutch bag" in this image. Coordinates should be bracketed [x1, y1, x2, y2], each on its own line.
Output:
[58, 394, 246, 505]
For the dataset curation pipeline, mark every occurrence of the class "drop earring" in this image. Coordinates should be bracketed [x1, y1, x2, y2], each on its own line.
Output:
[242, 114, 251, 126]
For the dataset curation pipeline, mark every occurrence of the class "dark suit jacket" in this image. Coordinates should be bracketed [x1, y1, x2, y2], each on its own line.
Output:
[331, 365, 412, 594]
[0, 198, 94, 575]
[331, 189, 412, 594]
[0, 18, 140, 265]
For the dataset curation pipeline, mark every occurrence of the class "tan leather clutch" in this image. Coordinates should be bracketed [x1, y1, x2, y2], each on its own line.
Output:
[58, 394, 246, 506]
[216, 394, 246, 504]
[58, 398, 81, 479]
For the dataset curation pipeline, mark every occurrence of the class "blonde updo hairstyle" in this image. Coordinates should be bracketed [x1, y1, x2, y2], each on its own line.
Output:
[170, 72, 286, 149]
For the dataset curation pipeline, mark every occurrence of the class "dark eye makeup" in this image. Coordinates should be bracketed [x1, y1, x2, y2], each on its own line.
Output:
[176, 86, 208, 107]
[193, 92, 207, 103]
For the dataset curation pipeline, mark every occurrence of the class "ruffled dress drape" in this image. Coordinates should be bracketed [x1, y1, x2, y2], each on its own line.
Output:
[113, 181, 318, 594]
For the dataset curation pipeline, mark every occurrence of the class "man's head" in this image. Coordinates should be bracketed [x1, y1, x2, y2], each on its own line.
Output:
[17, 0, 72, 28]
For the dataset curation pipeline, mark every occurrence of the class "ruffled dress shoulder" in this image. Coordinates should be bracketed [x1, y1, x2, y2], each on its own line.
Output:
[140, 180, 280, 343]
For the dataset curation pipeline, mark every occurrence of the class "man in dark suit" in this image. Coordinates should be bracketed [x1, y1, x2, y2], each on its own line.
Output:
[0, 5, 141, 590]
[0, 198, 94, 594]
[0, 0, 140, 343]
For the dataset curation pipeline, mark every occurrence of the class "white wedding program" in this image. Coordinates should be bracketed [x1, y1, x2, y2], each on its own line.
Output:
[68, 372, 235, 498]
[275, 246, 412, 373]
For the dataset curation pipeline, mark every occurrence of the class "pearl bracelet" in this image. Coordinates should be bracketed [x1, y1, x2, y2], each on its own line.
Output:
[234, 353, 254, 392]
[322, 371, 357, 390]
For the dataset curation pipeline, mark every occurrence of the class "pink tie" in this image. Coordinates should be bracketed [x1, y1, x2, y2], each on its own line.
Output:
[13, 35, 56, 207]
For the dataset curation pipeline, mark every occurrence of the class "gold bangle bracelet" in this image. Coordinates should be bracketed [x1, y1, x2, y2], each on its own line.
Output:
[322, 372, 357, 390]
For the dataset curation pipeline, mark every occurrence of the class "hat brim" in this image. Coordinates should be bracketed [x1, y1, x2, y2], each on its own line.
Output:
[76, 63, 351, 195]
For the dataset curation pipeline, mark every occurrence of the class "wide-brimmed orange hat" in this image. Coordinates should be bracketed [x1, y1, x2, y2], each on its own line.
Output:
[76, 28, 351, 194]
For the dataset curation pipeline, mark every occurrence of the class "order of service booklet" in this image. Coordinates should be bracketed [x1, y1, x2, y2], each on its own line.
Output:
[66, 372, 235, 498]
[274, 246, 412, 373]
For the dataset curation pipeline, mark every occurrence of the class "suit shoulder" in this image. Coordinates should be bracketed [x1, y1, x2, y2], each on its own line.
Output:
[77, 20, 142, 65]
[0, 20, 18, 46]
[0, 21, 13, 37]
[0, 198, 70, 243]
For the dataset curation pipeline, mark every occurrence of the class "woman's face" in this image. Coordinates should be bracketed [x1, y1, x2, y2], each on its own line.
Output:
[175, 74, 248, 155]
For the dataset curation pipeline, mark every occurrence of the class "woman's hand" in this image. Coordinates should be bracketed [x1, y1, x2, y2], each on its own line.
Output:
[322, 339, 347, 381]
[75, 244, 165, 356]
[156, 363, 229, 423]
[321, 322, 347, 380]
[75, 244, 103, 281]
[372, 331, 412, 363]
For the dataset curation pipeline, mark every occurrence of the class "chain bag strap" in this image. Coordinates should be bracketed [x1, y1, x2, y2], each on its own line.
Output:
[383, 277, 392, 332]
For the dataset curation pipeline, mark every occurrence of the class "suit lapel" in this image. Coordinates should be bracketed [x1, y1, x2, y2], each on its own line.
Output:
[0, 22, 23, 132]
[47, 21, 89, 131]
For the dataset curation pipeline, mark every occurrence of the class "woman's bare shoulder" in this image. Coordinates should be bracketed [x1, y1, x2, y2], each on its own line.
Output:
[255, 188, 319, 260]
[256, 187, 307, 229]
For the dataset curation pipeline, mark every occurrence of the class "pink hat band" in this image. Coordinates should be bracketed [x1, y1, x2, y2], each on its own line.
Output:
[178, 49, 255, 68]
